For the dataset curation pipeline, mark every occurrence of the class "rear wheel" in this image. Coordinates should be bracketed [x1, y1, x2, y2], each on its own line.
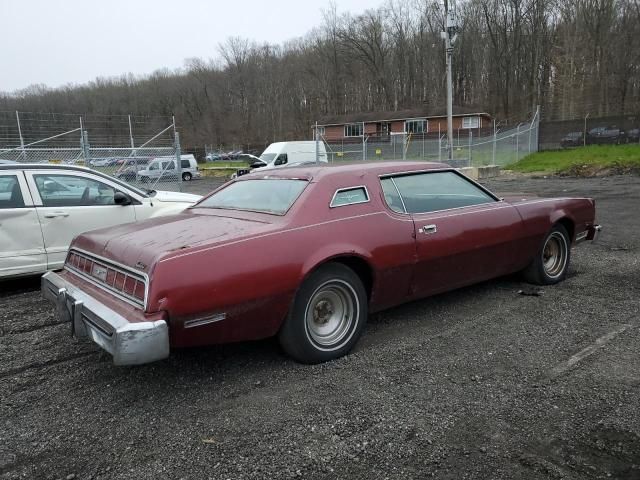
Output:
[279, 263, 368, 364]
[523, 224, 571, 285]
[182, 172, 192, 181]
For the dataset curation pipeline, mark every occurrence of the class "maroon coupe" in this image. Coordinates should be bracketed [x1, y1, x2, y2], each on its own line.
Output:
[42, 162, 600, 365]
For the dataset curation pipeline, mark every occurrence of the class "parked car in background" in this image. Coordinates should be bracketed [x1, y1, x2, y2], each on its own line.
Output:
[205, 153, 221, 162]
[237, 153, 262, 163]
[88, 157, 119, 167]
[587, 126, 627, 144]
[41, 161, 599, 366]
[627, 128, 639, 143]
[560, 132, 584, 148]
[137, 154, 200, 182]
[114, 157, 152, 181]
[0, 164, 201, 279]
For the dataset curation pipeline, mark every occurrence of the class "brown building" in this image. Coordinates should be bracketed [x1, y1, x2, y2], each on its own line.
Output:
[314, 107, 493, 141]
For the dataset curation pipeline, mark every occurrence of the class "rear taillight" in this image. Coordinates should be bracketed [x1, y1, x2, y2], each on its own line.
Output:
[65, 251, 147, 305]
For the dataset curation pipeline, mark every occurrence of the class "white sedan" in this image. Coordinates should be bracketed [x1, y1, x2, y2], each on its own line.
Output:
[0, 164, 201, 279]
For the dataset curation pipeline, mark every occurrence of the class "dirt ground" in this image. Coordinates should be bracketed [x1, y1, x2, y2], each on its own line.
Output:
[1, 174, 638, 480]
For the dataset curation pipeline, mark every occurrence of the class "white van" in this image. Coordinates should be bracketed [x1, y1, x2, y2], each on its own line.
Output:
[138, 154, 201, 182]
[251, 141, 327, 170]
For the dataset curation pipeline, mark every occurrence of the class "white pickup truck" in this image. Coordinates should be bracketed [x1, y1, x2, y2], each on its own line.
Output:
[0, 164, 201, 279]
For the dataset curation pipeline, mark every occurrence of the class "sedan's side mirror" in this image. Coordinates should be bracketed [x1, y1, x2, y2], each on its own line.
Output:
[114, 191, 132, 206]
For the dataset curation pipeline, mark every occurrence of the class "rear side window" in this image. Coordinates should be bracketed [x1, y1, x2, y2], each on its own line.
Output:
[331, 187, 369, 207]
[0, 175, 25, 209]
[383, 171, 495, 214]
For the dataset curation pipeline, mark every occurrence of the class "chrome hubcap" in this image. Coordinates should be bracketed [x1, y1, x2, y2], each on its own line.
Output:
[542, 232, 567, 278]
[305, 280, 357, 348]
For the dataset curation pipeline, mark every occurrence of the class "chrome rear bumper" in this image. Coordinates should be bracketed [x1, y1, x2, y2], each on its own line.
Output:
[576, 224, 602, 244]
[41, 271, 169, 366]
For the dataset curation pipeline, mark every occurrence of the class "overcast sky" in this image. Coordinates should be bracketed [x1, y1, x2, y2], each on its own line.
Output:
[0, 0, 375, 93]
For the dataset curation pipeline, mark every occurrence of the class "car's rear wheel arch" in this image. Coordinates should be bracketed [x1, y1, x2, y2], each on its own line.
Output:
[555, 217, 575, 243]
[302, 255, 374, 303]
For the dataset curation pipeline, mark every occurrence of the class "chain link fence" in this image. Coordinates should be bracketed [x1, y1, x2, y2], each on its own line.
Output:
[538, 113, 640, 150]
[0, 111, 184, 192]
[320, 110, 540, 168]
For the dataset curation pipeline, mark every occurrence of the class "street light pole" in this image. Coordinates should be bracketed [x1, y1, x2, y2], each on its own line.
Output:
[441, 0, 458, 162]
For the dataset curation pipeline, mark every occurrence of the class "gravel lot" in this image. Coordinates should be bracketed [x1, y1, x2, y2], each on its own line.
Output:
[1, 174, 639, 480]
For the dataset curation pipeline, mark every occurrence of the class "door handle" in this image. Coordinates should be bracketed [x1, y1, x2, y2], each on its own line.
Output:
[44, 212, 69, 218]
[419, 224, 437, 234]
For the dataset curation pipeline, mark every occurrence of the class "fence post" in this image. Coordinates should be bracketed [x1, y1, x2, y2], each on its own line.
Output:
[79, 116, 85, 164]
[362, 122, 366, 161]
[175, 131, 182, 190]
[438, 135, 442, 162]
[468, 131, 472, 167]
[583, 113, 589, 147]
[492, 119, 497, 165]
[128, 114, 136, 156]
[515, 124, 520, 162]
[15, 111, 25, 161]
[402, 134, 406, 161]
[83, 131, 90, 164]
[315, 121, 319, 164]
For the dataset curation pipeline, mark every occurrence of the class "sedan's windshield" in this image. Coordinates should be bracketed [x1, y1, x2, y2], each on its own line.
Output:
[195, 179, 308, 215]
[259, 153, 278, 164]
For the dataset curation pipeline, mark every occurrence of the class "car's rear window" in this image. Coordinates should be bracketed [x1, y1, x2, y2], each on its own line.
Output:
[195, 179, 308, 215]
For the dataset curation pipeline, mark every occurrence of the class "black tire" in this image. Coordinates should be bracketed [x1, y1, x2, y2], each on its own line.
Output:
[522, 223, 571, 285]
[279, 263, 368, 364]
[182, 172, 192, 181]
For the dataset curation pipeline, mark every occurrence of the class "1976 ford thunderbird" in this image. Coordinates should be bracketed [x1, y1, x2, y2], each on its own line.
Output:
[41, 162, 601, 365]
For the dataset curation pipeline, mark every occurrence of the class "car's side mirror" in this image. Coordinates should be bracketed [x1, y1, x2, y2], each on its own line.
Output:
[114, 191, 132, 206]
[250, 161, 267, 169]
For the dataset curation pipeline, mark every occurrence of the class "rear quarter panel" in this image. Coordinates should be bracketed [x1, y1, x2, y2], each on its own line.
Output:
[148, 175, 417, 348]
[511, 197, 596, 269]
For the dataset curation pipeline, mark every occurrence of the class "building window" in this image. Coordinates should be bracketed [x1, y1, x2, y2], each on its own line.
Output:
[462, 116, 480, 129]
[377, 122, 391, 135]
[405, 119, 426, 134]
[344, 124, 363, 137]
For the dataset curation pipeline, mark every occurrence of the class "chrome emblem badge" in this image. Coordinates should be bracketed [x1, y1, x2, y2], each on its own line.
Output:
[92, 265, 108, 282]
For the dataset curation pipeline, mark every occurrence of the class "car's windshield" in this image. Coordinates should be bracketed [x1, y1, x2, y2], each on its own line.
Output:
[195, 179, 308, 215]
[259, 153, 278, 164]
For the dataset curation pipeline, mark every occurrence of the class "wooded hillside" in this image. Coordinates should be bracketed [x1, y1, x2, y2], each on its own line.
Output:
[1, 0, 638, 148]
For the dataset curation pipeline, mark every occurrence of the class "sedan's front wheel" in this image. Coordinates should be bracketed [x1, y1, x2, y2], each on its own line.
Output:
[279, 263, 368, 364]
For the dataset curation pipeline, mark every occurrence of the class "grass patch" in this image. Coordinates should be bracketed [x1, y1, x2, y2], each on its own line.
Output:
[200, 161, 249, 178]
[507, 144, 640, 175]
[201, 161, 249, 168]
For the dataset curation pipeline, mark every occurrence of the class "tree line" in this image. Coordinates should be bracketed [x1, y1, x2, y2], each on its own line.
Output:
[1, 0, 638, 149]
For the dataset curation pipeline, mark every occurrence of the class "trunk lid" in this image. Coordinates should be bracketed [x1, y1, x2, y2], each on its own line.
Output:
[71, 209, 279, 274]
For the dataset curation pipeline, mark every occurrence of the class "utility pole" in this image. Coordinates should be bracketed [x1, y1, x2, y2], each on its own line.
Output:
[441, 1, 458, 162]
